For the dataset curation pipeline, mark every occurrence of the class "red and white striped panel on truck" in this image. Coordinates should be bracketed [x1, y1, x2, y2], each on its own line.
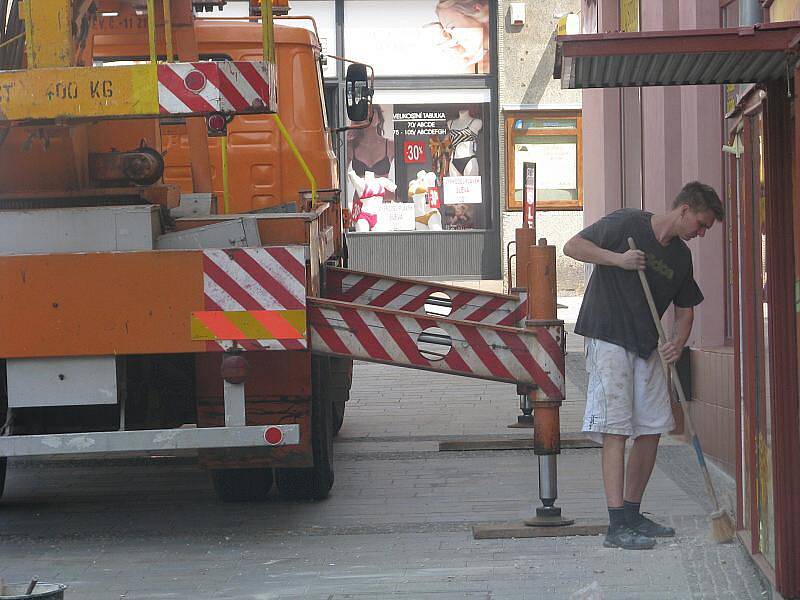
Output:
[324, 267, 528, 327]
[308, 298, 564, 399]
[158, 61, 277, 115]
[191, 247, 307, 352]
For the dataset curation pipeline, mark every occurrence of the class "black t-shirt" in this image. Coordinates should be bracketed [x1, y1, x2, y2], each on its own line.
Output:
[573, 208, 703, 358]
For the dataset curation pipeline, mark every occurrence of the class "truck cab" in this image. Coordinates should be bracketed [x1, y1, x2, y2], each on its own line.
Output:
[90, 17, 339, 213]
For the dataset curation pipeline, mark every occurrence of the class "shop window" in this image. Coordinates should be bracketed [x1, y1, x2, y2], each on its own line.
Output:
[766, 0, 800, 22]
[345, 94, 491, 232]
[505, 111, 582, 211]
[721, 0, 739, 28]
[619, 0, 639, 32]
[343, 0, 491, 75]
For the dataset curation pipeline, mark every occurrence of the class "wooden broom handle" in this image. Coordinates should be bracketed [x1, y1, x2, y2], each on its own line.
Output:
[628, 237, 722, 511]
[627, 237, 689, 406]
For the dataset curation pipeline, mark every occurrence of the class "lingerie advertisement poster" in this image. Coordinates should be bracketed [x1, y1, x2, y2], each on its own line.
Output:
[346, 102, 488, 233]
[343, 0, 491, 76]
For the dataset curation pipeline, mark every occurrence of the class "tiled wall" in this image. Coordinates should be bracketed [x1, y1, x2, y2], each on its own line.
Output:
[687, 347, 736, 477]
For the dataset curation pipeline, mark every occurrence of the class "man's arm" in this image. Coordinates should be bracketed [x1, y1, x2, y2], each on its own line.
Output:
[563, 234, 645, 271]
[659, 306, 693, 364]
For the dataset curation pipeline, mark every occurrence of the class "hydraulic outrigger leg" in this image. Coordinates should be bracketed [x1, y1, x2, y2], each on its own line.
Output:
[523, 239, 574, 527]
[508, 224, 537, 428]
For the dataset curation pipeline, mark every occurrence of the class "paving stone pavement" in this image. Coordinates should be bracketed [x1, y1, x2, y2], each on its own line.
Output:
[0, 298, 771, 599]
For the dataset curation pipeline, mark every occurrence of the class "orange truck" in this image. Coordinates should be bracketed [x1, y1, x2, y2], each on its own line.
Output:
[0, 0, 564, 505]
[0, 0, 356, 501]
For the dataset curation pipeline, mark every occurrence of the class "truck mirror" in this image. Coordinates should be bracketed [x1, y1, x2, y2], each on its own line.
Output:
[345, 63, 372, 123]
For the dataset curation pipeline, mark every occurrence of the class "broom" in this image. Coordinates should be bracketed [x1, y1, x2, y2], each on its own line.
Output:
[628, 238, 736, 543]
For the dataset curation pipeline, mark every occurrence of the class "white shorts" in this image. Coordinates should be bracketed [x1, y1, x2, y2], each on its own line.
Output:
[582, 338, 675, 443]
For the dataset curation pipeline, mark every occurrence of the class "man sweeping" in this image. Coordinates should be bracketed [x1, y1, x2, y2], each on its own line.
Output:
[563, 181, 724, 550]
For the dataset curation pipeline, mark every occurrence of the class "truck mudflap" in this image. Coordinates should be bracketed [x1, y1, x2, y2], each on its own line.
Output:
[0, 424, 300, 458]
[307, 297, 565, 400]
[324, 267, 528, 327]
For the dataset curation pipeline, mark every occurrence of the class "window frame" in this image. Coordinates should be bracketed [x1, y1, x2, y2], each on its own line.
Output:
[504, 109, 583, 212]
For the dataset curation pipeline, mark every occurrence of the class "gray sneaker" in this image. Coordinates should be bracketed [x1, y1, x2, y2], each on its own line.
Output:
[629, 514, 675, 538]
[603, 525, 656, 550]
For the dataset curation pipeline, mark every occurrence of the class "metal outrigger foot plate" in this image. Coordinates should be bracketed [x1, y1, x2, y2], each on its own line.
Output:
[438, 433, 601, 452]
[472, 521, 607, 540]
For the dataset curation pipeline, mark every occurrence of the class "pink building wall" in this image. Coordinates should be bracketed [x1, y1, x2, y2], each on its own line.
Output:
[581, 0, 726, 348]
[678, 0, 725, 348]
[582, 0, 620, 227]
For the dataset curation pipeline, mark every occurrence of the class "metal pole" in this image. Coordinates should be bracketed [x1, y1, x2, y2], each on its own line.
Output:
[524, 238, 573, 527]
[538, 454, 557, 506]
[220, 136, 230, 214]
[261, 0, 275, 64]
[146, 0, 157, 64]
[163, 0, 174, 63]
[509, 383, 534, 428]
[739, 0, 761, 27]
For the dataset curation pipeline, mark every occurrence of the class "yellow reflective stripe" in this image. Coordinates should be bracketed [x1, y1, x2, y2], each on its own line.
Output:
[190, 315, 217, 341]
[281, 310, 308, 337]
[190, 311, 307, 341]
[225, 311, 272, 339]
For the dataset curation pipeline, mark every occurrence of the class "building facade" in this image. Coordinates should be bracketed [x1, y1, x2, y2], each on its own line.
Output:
[564, 0, 800, 595]
[497, 0, 585, 295]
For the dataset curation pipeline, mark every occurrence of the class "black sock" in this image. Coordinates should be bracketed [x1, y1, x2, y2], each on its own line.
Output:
[624, 500, 643, 526]
[608, 506, 626, 531]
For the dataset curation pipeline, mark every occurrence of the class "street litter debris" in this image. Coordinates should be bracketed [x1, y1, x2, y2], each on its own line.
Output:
[570, 581, 604, 600]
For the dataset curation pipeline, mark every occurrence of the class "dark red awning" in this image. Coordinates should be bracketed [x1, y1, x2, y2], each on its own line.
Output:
[555, 22, 800, 89]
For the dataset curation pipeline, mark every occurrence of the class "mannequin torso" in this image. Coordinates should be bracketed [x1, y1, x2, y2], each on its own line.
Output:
[446, 111, 482, 176]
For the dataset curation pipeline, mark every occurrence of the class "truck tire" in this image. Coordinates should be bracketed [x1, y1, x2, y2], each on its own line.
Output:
[275, 356, 334, 500]
[332, 400, 345, 437]
[211, 468, 273, 502]
[329, 357, 352, 437]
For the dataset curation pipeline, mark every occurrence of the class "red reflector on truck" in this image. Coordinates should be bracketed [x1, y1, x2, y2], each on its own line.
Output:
[184, 69, 207, 93]
[264, 426, 284, 445]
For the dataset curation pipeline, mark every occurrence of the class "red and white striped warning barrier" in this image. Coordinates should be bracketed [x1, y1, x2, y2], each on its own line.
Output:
[158, 61, 277, 115]
[198, 247, 307, 352]
[308, 298, 564, 398]
[324, 267, 527, 328]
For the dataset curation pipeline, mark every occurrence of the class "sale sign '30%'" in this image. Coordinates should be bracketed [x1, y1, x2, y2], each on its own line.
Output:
[403, 141, 426, 164]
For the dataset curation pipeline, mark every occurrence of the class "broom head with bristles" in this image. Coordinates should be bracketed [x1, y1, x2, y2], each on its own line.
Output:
[710, 509, 736, 543]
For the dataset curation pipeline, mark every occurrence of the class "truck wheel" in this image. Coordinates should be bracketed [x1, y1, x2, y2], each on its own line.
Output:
[211, 468, 273, 502]
[329, 357, 352, 437]
[332, 401, 346, 437]
[275, 356, 334, 500]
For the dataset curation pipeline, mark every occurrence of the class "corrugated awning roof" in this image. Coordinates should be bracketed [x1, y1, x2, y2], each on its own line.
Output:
[555, 22, 800, 89]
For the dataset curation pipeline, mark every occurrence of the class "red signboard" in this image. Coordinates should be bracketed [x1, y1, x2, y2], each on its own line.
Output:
[428, 187, 441, 209]
[403, 141, 426, 164]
